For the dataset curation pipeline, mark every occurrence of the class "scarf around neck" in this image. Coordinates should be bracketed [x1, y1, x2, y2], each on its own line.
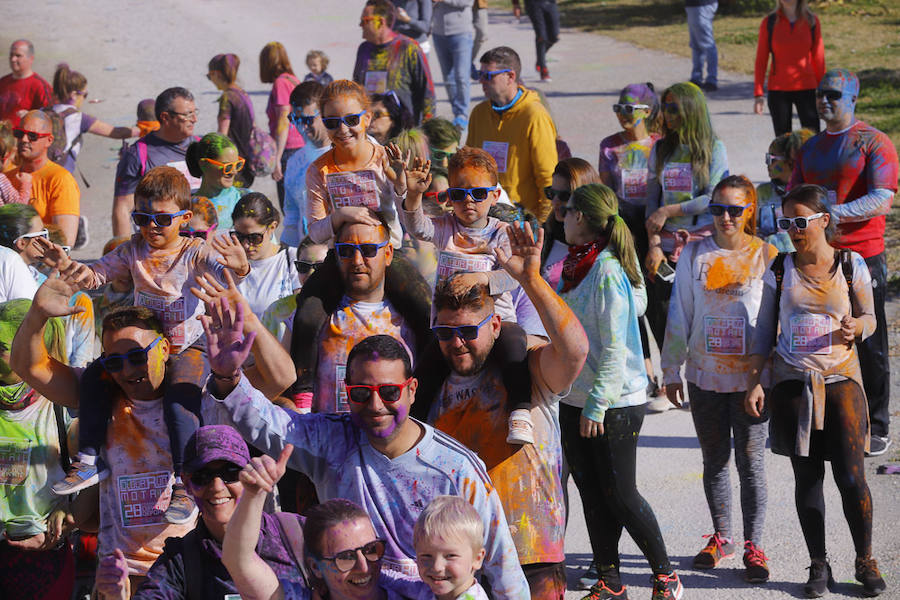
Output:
[560, 237, 607, 293]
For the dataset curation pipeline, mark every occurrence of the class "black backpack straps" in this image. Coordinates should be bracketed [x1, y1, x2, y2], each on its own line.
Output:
[53, 403, 70, 471]
[771, 252, 788, 330]
[839, 248, 857, 315]
[767, 13, 777, 72]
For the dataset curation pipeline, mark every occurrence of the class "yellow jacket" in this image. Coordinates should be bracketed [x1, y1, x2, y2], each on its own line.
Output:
[466, 87, 558, 222]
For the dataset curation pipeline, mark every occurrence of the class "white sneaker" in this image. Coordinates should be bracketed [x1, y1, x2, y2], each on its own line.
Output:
[647, 395, 673, 414]
[507, 409, 534, 445]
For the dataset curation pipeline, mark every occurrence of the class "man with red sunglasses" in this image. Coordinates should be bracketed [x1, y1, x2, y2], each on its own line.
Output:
[0, 40, 52, 126]
[7, 110, 80, 246]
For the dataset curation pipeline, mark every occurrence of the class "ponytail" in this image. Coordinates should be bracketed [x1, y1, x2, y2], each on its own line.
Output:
[571, 184, 643, 287]
[186, 132, 235, 178]
[52, 63, 87, 103]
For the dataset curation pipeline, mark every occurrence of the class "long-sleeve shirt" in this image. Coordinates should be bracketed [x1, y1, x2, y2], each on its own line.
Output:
[465, 88, 558, 222]
[206, 376, 530, 600]
[558, 249, 648, 422]
[394, 0, 433, 44]
[661, 236, 777, 393]
[283, 135, 329, 246]
[597, 131, 661, 212]
[353, 34, 436, 124]
[432, 0, 474, 36]
[753, 11, 825, 97]
[644, 140, 729, 250]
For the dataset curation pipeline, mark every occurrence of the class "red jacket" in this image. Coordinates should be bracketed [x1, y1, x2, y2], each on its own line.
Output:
[754, 11, 825, 97]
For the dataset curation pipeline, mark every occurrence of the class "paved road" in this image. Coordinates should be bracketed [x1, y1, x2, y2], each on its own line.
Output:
[5, 2, 897, 598]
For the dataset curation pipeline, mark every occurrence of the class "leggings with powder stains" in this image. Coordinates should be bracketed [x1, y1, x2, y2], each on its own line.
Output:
[770, 378, 872, 560]
[559, 402, 672, 577]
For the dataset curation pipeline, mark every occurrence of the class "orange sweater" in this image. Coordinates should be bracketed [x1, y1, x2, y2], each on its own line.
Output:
[753, 11, 825, 97]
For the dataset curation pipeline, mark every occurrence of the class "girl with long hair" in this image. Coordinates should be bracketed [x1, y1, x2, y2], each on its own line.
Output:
[208, 53, 256, 187]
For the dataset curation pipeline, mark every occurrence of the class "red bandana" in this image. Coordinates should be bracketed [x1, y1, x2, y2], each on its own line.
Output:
[560, 237, 607, 293]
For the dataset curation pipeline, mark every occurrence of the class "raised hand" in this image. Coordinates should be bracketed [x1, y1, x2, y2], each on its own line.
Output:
[239, 444, 294, 497]
[210, 233, 250, 276]
[405, 157, 432, 196]
[191, 270, 253, 328]
[95, 548, 129, 600]
[32, 273, 87, 320]
[202, 297, 257, 379]
[384, 142, 411, 194]
[34, 237, 72, 271]
[495, 221, 544, 284]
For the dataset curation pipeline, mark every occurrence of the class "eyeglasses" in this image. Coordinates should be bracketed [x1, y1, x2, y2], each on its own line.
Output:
[765, 153, 785, 166]
[662, 102, 680, 115]
[477, 68, 512, 82]
[613, 103, 650, 115]
[345, 377, 413, 405]
[446, 186, 496, 203]
[335, 240, 390, 259]
[289, 110, 319, 128]
[12, 128, 52, 142]
[99, 336, 163, 373]
[166, 109, 199, 120]
[432, 313, 494, 342]
[708, 203, 751, 217]
[132, 210, 188, 228]
[203, 157, 246, 176]
[230, 230, 268, 247]
[322, 111, 366, 130]
[815, 89, 843, 102]
[319, 540, 387, 573]
[180, 225, 216, 240]
[430, 147, 455, 161]
[189, 464, 243, 486]
[14, 228, 49, 244]
[543, 187, 571, 203]
[294, 259, 324, 275]
[777, 213, 826, 231]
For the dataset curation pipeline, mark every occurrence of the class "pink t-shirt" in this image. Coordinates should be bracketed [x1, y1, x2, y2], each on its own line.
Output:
[266, 72, 304, 150]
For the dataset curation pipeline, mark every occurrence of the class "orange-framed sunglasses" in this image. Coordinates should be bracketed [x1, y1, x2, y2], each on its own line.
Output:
[359, 15, 382, 26]
[202, 157, 246, 176]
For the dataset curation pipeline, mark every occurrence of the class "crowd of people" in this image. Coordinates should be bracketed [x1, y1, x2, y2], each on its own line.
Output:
[0, 0, 897, 599]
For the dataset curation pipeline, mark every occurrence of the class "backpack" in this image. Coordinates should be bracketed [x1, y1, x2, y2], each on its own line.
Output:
[771, 249, 856, 330]
[42, 107, 75, 167]
[246, 125, 278, 177]
[766, 12, 818, 73]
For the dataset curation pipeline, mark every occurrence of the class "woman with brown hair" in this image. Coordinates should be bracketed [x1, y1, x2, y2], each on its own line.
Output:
[208, 53, 255, 187]
[259, 42, 303, 206]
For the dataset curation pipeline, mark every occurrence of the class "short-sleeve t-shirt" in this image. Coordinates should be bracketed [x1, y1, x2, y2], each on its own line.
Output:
[115, 133, 196, 197]
[0, 73, 52, 126]
[237, 246, 301, 318]
[206, 186, 248, 230]
[217, 87, 255, 163]
[11, 160, 81, 221]
[790, 121, 900, 258]
[52, 103, 98, 172]
[0, 246, 38, 302]
[266, 73, 304, 151]
[314, 297, 414, 414]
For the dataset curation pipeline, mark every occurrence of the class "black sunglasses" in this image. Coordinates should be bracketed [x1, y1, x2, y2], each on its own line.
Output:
[231, 230, 267, 246]
[132, 210, 188, 228]
[322, 111, 366, 130]
[815, 89, 843, 102]
[189, 464, 243, 486]
[708, 203, 750, 217]
[99, 336, 163, 373]
[319, 540, 387, 572]
[295, 259, 324, 274]
[544, 187, 572, 203]
[335, 240, 389, 259]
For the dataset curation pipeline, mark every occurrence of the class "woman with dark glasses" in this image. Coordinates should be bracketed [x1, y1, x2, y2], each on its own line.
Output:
[223, 447, 429, 600]
[96, 425, 309, 599]
[366, 91, 412, 145]
[745, 184, 886, 598]
[660, 175, 774, 583]
[186, 133, 252, 230]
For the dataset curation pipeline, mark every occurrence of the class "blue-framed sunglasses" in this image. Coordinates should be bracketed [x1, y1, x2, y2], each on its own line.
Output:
[99, 336, 164, 373]
[432, 313, 494, 342]
[477, 68, 512, 82]
[708, 203, 751, 218]
[131, 210, 188, 228]
[447, 186, 497, 203]
[322, 110, 366, 130]
[335, 239, 390, 259]
[290, 109, 319, 129]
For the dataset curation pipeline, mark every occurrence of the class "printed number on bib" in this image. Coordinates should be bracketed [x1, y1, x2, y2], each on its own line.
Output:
[482, 141, 508, 173]
[335, 364, 350, 413]
[621, 168, 649, 201]
[789, 314, 831, 355]
[704, 316, 745, 355]
[117, 470, 173, 528]
[0, 436, 31, 487]
[326, 171, 379, 210]
[437, 251, 493, 282]
[137, 291, 187, 349]
[364, 71, 388, 95]
[662, 162, 692, 193]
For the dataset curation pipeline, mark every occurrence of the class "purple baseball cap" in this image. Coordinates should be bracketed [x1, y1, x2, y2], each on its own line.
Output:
[183, 425, 251, 472]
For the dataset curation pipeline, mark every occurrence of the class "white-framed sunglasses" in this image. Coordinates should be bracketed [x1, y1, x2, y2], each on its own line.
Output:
[14, 228, 49, 244]
[777, 213, 825, 231]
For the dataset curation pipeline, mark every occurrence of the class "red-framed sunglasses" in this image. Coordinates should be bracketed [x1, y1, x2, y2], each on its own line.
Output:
[344, 377, 413, 404]
[13, 128, 52, 142]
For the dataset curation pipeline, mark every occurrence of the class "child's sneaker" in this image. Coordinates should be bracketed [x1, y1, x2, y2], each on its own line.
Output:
[164, 483, 198, 524]
[692, 532, 735, 569]
[743, 541, 770, 583]
[581, 580, 628, 600]
[52, 460, 108, 495]
[855, 556, 887, 597]
[651, 571, 683, 600]
[506, 408, 534, 445]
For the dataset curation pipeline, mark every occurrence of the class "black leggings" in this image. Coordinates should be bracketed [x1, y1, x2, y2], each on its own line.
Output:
[767, 89, 820, 136]
[525, 0, 560, 70]
[559, 402, 672, 576]
[770, 378, 872, 560]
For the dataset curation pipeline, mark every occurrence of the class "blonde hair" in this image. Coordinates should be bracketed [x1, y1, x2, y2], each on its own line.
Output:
[306, 50, 330, 70]
[413, 496, 484, 553]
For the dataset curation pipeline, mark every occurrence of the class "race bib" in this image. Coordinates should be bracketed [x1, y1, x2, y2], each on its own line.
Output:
[621, 168, 648, 201]
[166, 160, 203, 190]
[326, 171, 379, 210]
[364, 71, 388, 95]
[704, 316, 745, 355]
[335, 364, 349, 413]
[0, 436, 31, 487]
[789, 314, 831, 355]
[436, 251, 493, 281]
[662, 162, 692, 193]
[482, 141, 508, 173]
[137, 291, 187, 348]
[117, 471, 173, 528]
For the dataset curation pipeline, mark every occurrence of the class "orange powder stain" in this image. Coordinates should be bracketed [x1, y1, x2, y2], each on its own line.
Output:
[705, 238, 765, 290]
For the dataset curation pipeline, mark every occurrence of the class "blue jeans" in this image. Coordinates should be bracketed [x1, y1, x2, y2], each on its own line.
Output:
[686, 3, 718, 85]
[432, 32, 473, 124]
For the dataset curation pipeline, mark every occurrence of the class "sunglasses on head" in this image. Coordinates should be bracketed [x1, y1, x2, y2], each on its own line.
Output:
[189, 464, 243, 486]
[319, 539, 387, 573]
[430, 147, 455, 161]
[322, 111, 366, 130]
[14, 228, 49, 244]
[180, 225, 216, 240]
[477, 68, 512, 82]
[203, 157, 245, 176]
[708, 203, 750, 217]
[13, 128, 52, 142]
[613, 103, 650, 115]
[432, 313, 494, 342]
[815, 89, 843, 102]
[132, 210, 188, 228]
[335, 239, 390, 259]
[662, 102, 680, 115]
[777, 213, 825, 231]
[765, 153, 785, 166]
[99, 336, 163, 373]
[231, 230, 268, 247]
[344, 377, 413, 405]
[294, 259, 324, 274]
[446, 186, 496, 203]
[543, 187, 572, 203]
